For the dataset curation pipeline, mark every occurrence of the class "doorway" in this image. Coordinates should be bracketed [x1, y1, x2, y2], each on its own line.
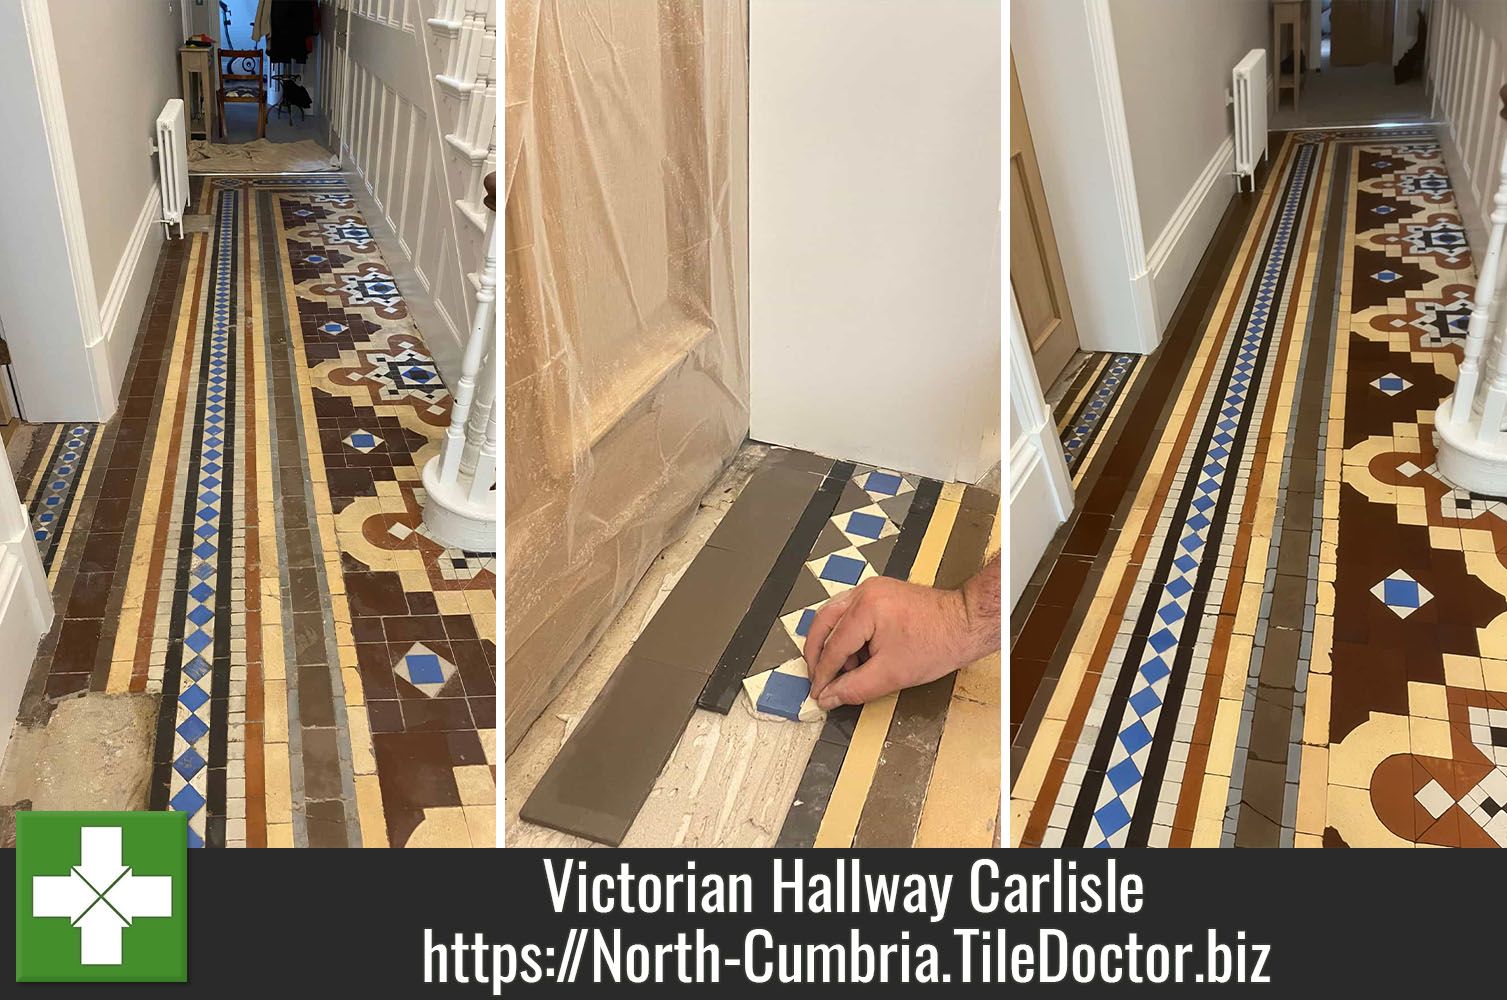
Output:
[192, 0, 326, 148]
[1009, 57, 1080, 389]
[1270, 0, 1432, 130]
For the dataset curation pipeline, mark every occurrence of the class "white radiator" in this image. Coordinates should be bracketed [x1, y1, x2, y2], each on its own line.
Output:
[1232, 49, 1268, 190]
[155, 99, 189, 238]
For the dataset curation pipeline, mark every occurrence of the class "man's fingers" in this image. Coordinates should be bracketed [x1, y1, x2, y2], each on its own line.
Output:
[816, 654, 900, 710]
[802, 590, 854, 671]
[810, 602, 875, 698]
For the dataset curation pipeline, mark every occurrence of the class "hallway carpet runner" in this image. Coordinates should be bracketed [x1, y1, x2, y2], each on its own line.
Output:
[1013, 126, 1507, 847]
[15, 176, 495, 848]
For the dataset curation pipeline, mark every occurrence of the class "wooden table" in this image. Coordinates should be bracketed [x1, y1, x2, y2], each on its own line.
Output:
[179, 45, 217, 141]
[1272, 1, 1308, 109]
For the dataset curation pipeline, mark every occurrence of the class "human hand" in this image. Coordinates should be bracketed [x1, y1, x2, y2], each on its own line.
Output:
[802, 570, 998, 710]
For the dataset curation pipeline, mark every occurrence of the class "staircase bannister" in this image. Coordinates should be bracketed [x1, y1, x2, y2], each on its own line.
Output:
[1436, 85, 1507, 492]
[420, 171, 497, 550]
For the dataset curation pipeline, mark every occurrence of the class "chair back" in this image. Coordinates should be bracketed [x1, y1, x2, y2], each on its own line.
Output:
[220, 48, 264, 84]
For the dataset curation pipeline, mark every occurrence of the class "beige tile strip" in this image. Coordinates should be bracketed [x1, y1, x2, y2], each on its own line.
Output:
[915, 502, 1002, 847]
[106, 234, 205, 694]
[812, 495, 960, 848]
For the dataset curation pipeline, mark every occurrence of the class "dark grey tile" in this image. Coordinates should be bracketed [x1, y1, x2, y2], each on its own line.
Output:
[519, 654, 707, 846]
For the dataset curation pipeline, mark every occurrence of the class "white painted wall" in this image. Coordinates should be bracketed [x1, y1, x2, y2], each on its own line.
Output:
[748, 0, 1001, 484]
[50, 1, 179, 316]
[1109, 0, 1266, 327]
[1015, 0, 1266, 359]
[0, 3, 111, 422]
[1011, 0, 1157, 356]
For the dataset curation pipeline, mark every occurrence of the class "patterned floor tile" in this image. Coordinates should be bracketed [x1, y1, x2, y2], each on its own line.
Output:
[10, 175, 496, 848]
[1009, 125, 1507, 849]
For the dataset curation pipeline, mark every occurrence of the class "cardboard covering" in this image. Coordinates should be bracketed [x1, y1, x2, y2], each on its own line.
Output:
[503, 0, 750, 750]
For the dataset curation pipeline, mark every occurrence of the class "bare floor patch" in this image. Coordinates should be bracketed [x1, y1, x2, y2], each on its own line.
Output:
[0, 693, 158, 845]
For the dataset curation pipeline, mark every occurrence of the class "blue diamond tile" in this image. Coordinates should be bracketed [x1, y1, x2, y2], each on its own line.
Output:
[1382, 578, 1421, 608]
[176, 714, 209, 745]
[818, 554, 866, 586]
[1128, 686, 1162, 718]
[1148, 628, 1177, 653]
[185, 630, 212, 654]
[1119, 720, 1153, 754]
[1106, 757, 1142, 794]
[1141, 657, 1171, 683]
[755, 671, 813, 721]
[403, 653, 446, 685]
[183, 656, 211, 681]
[1094, 798, 1131, 836]
[179, 683, 209, 712]
[186, 605, 214, 628]
[170, 783, 206, 815]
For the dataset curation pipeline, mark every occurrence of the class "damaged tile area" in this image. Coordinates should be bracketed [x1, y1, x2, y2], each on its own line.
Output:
[3, 176, 495, 849]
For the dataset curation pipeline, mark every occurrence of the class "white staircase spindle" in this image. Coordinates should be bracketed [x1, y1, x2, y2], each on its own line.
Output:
[1452, 137, 1507, 423]
[468, 405, 496, 507]
[437, 217, 496, 484]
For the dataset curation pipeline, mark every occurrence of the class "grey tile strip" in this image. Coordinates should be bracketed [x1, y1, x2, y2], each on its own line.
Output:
[1221, 140, 1349, 847]
[257, 186, 362, 848]
[520, 449, 828, 845]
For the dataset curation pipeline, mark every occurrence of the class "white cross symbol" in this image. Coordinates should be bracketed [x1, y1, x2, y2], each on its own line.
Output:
[31, 827, 173, 965]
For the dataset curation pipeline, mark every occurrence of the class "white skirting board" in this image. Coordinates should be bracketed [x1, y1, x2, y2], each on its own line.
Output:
[1010, 433, 1070, 610]
[1147, 137, 1236, 329]
[96, 182, 165, 406]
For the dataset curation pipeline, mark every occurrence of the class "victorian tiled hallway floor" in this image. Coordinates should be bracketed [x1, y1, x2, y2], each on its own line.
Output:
[1011, 127, 1505, 847]
[8, 176, 496, 848]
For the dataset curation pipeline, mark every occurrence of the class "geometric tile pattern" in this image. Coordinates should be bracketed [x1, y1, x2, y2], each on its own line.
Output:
[1369, 373, 1412, 396]
[164, 187, 240, 849]
[1011, 123, 1507, 850]
[1369, 569, 1432, 618]
[394, 642, 457, 698]
[1076, 141, 1316, 848]
[779, 467, 915, 646]
[25, 423, 96, 575]
[1060, 353, 1140, 476]
[7, 170, 495, 852]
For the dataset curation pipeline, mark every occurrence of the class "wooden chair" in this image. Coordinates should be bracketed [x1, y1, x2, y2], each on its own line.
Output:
[217, 48, 267, 139]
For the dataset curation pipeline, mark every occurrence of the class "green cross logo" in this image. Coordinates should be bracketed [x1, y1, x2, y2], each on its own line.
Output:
[15, 812, 187, 982]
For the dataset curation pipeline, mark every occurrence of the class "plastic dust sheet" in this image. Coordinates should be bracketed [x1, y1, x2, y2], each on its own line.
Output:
[504, 0, 750, 750]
